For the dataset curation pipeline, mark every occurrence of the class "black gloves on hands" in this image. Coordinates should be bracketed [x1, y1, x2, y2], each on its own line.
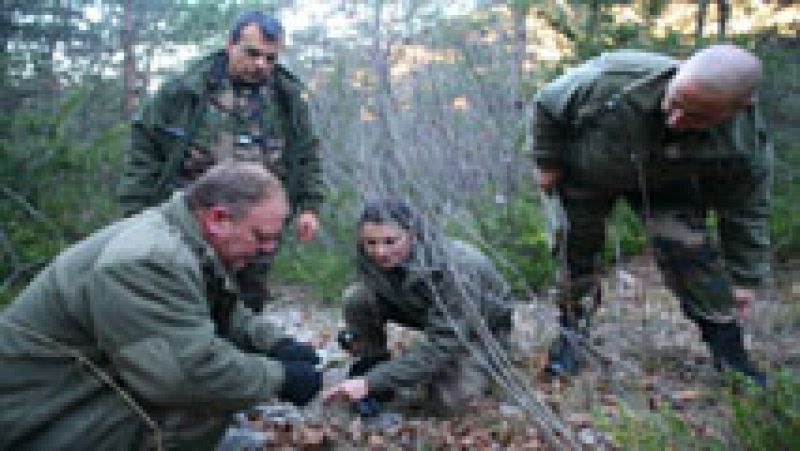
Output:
[269, 338, 320, 365]
[272, 338, 322, 406]
[279, 361, 322, 406]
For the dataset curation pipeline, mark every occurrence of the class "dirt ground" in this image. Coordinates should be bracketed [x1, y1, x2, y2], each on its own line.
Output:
[223, 257, 800, 449]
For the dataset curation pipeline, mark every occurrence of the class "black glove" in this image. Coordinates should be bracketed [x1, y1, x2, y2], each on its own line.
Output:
[279, 361, 322, 406]
[269, 338, 320, 364]
[355, 397, 381, 417]
[348, 351, 391, 378]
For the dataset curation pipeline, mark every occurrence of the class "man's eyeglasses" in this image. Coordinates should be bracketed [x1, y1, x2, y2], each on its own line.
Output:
[243, 47, 278, 62]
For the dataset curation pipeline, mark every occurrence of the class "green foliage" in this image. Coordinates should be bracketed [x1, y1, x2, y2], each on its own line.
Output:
[0, 86, 125, 306]
[597, 371, 800, 450]
[758, 38, 800, 260]
[727, 370, 800, 450]
[595, 403, 725, 450]
[270, 240, 354, 304]
[605, 201, 648, 261]
[452, 193, 557, 295]
[270, 188, 360, 304]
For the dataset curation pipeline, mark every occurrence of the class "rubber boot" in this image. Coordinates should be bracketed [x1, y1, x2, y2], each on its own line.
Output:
[543, 312, 589, 379]
[698, 320, 766, 388]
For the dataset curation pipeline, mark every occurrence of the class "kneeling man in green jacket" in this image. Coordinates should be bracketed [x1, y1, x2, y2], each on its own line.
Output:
[0, 160, 321, 450]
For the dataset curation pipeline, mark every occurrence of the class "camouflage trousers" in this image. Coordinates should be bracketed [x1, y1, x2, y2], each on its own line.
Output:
[343, 286, 509, 415]
[557, 181, 737, 325]
[390, 356, 492, 416]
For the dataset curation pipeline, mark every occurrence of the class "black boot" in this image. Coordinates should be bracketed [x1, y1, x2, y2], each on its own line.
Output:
[698, 320, 766, 388]
[544, 305, 591, 379]
[544, 328, 587, 379]
[544, 285, 600, 379]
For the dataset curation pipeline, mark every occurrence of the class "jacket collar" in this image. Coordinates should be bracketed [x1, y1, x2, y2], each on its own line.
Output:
[617, 64, 677, 114]
[159, 192, 240, 294]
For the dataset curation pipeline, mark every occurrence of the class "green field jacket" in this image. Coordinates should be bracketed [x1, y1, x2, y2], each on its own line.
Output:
[118, 50, 322, 216]
[0, 193, 289, 450]
[530, 50, 772, 286]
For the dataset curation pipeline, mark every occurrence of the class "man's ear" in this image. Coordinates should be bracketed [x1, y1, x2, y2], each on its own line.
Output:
[199, 205, 233, 236]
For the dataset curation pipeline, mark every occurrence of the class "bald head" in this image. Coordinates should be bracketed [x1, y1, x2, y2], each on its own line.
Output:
[663, 44, 763, 130]
[676, 44, 763, 101]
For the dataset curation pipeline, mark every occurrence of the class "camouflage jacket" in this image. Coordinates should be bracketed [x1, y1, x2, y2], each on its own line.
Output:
[118, 50, 322, 216]
[0, 193, 289, 450]
[343, 238, 514, 394]
[530, 50, 772, 286]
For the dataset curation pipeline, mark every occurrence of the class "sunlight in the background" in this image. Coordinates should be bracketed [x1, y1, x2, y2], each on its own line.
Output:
[281, 0, 478, 43]
[131, 0, 800, 94]
[85, 5, 102, 23]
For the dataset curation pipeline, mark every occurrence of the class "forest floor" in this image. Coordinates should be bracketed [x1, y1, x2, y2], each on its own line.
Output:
[221, 256, 800, 449]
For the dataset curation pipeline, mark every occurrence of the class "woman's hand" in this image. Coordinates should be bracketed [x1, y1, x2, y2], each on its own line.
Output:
[321, 377, 368, 403]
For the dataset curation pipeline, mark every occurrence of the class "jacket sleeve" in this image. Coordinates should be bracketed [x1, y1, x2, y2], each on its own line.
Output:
[342, 282, 389, 358]
[117, 82, 190, 216]
[364, 271, 479, 393]
[365, 311, 464, 394]
[713, 106, 772, 287]
[530, 71, 585, 169]
[90, 256, 285, 408]
[226, 301, 289, 353]
[287, 88, 323, 214]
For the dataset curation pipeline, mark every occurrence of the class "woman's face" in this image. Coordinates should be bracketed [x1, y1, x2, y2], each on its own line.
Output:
[359, 222, 413, 270]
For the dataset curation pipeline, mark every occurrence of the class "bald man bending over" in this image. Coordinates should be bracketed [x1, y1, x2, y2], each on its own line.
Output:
[530, 44, 770, 385]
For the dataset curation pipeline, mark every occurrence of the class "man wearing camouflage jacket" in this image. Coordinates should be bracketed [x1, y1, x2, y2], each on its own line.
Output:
[530, 44, 770, 384]
[118, 11, 322, 311]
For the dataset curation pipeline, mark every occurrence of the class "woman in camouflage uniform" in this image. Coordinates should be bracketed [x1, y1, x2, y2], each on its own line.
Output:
[322, 200, 515, 416]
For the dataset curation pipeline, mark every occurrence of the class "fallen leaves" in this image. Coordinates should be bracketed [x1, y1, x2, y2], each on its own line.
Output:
[236, 261, 797, 450]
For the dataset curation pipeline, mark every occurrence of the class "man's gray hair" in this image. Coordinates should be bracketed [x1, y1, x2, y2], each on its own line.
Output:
[185, 160, 285, 219]
[676, 44, 763, 102]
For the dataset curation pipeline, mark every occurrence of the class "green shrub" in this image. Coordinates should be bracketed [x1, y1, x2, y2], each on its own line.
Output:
[270, 190, 359, 304]
[595, 403, 725, 450]
[270, 240, 354, 304]
[487, 196, 558, 294]
[605, 201, 648, 261]
[596, 371, 800, 450]
[1, 86, 125, 307]
[727, 370, 800, 450]
[445, 193, 557, 295]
